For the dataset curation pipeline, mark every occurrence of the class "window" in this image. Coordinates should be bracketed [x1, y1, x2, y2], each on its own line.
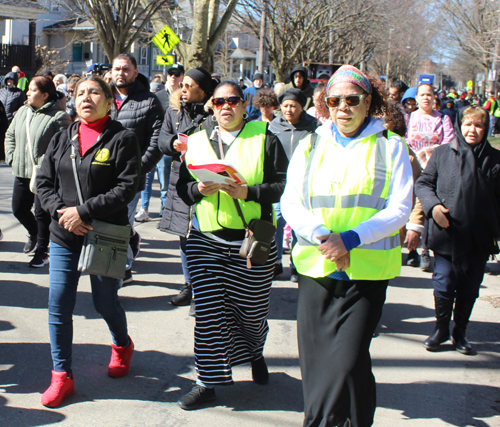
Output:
[152, 47, 161, 71]
[72, 42, 83, 62]
[140, 47, 148, 66]
[51, 0, 60, 12]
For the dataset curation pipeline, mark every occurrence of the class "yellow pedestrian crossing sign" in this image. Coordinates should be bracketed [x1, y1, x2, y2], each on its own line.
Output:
[467, 80, 473, 89]
[156, 55, 174, 66]
[152, 25, 180, 55]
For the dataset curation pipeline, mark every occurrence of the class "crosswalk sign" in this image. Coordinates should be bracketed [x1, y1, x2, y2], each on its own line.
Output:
[152, 25, 180, 55]
[156, 55, 174, 66]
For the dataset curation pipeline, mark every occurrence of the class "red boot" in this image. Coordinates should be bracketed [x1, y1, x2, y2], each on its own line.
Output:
[108, 335, 134, 378]
[41, 370, 75, 408]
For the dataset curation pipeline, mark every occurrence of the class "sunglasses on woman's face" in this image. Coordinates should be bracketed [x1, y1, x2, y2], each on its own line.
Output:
[212, 96, 242, 108]
[325, 94, 367, 108]
[180, 82, 197, 90]
[168, 72, 181, 77]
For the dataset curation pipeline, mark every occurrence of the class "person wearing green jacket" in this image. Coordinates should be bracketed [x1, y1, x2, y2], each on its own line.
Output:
[5, 76, 71, 267]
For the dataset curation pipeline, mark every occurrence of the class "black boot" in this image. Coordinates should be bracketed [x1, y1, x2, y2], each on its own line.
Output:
[170, 283, 192, 306]
[423, 297, 453, 351]
[452, 299, 475, 355]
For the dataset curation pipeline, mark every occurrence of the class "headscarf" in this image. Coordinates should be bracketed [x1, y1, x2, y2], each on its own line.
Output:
[326, 65, 372, 94]
[451, 106, 500, 270]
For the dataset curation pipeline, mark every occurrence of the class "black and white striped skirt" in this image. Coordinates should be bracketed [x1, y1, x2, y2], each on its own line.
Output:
[186, 228, 277, 385]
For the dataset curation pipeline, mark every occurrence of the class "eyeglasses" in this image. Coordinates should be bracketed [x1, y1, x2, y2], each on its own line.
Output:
[325, 94, 368, 108]
[212, 96, 242, 108]
[180, 82, 197, 90]
[168, 72, 182, 77]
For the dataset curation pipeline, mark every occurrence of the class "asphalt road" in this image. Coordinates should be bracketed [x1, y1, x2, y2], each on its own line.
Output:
[1, 162, 499, 427]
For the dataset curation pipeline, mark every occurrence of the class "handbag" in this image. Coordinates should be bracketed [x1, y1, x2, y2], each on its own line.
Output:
[25, 109, 40, 194]
[214, 126, 276, 268]
[70, 144, 131, 279]
[233, 199, 276, 268]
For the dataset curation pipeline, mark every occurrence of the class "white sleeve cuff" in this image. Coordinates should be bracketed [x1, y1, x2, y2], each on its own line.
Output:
[406, 222, 425, 234]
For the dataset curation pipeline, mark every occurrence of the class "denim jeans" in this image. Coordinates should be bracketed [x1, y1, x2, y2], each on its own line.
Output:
[48, 241, 129, 373]
[180, 236, 192, 284]
[141, 155, 172, 215]
[273, 202, 286, 264]
[126, 192, 141, 269]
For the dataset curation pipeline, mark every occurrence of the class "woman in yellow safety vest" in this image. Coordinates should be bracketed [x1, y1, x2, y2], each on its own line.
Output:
[176, 80, 288, 410]
[281, 65, 413, 427]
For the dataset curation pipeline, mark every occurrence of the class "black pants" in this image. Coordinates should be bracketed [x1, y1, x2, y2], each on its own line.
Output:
[432, 252, 488, 302]
[297, 274, 388, 427]
[12, 176, 51, 252]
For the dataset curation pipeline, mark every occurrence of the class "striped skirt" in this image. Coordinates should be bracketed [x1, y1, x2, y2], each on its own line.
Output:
[186, 228, 277, 385]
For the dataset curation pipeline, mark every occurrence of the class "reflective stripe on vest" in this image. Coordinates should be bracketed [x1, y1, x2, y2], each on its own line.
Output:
[185, 121, 267, 232]
[292, 132, 402, 280]
[17, 77, 27, 91]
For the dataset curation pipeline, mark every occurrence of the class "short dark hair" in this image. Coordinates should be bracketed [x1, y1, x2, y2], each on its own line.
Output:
[113, 53, 137, 69]
[253, 89, 279, 108]
[385, 99, 407, 137]
[31, 76, 58, 102]
[390, 80, 409, 94]
[214, 80, 245, 99]
[74, 75, 113, 101]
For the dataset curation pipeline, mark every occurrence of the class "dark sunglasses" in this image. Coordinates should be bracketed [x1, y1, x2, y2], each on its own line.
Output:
[212, 96, 242, 107]
[168, 72, 181, 77]
[325, 94, 367, 108]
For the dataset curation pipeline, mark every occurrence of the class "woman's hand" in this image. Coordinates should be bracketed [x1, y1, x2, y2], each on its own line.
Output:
[404, 230, 421, 251]
[57, 207, 83, 232]
[198, 181, 221, 196]
[432, 205, 450, 228]
[220, 180, 248, 200]
[173, 139, 187, 152]
[335, 253, 350, 271]
[316, 233, 348, 262]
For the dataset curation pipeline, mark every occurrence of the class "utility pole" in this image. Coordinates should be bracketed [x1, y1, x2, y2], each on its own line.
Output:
[488, 27, 500, 95]
[385, 28, 394, 88]
[258, 0, 268, 82]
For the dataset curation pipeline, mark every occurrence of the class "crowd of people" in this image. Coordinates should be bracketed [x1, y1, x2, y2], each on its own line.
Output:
[1, 57, 500, 427]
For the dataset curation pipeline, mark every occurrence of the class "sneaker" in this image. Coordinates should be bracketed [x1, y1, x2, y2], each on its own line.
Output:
[251, 356, 269, 385]
[130, 232, 141, 260]
[406, 250, 420, 267]
[421, 250, 432, 272]
[134, 208, 149, 222]
[178, 385, 216, 410]
[274, 262, 284, 278]
[29, 250, 49, 268]
[122, 269, 133, 285]
[108, 336, 134, 378]
[41, 370, 75, 408]
[23, 235, 37, 253]
[170, 283, 192, 306]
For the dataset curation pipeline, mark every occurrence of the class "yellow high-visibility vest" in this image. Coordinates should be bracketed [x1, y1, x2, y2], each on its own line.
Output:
[292, 132, 402, 280]
[185, 121, 268, 232]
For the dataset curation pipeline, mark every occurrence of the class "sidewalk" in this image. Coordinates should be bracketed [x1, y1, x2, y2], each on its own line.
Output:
[1, 162, 499, 427]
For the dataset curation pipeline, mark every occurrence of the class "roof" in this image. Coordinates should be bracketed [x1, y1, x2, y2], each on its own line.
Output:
[230, 48, 257, 60]
[43, 18, 95, 32]
[0, 0, 46, 19]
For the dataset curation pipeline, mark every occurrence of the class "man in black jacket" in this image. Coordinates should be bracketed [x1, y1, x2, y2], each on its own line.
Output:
[158, 67, 216, 306]
[110, 53, 164, 284]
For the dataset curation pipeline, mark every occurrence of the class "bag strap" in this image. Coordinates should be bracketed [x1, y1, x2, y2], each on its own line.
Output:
[25, 109, 36, 167]
[216, 126, 250, 230]
[70, 142, 84, 206]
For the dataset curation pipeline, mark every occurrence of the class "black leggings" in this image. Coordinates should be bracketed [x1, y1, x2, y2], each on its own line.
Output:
[12, 176, 51, 252]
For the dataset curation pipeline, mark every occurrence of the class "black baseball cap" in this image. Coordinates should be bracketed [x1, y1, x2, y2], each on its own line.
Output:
[166, 63, 185, 74]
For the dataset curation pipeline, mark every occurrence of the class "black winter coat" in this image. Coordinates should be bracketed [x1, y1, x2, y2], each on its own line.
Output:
[269, 111, 319, 161]
[158, 90, 212, 237]
[415, 139, 500, 256]
[0, 72, 26, 123]
[110, 74, 164, 191]
[37, 120, 141, 252]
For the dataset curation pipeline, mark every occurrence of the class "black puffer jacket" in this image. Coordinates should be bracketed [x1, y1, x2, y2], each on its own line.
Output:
[0, 72, 27, 123]
[158, 90, 212, 237]
[279, 65, 315, 110]
[110, 73, 164, 191]
[269, 111, 319, 161]
[37, 119, 141, 252]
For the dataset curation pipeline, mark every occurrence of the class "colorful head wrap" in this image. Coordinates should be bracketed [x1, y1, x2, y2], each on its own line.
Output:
[326, 65, 372, 94]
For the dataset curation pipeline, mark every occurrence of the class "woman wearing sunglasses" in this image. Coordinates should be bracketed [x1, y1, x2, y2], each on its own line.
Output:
[281, 65, 413, 426]
[176, 81, 288, 410]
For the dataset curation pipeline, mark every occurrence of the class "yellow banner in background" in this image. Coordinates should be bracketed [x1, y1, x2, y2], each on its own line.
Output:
[152, 25, 180, 55]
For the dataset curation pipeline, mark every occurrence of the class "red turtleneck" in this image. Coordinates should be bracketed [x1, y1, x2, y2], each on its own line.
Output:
[79, 115, 110, 156]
